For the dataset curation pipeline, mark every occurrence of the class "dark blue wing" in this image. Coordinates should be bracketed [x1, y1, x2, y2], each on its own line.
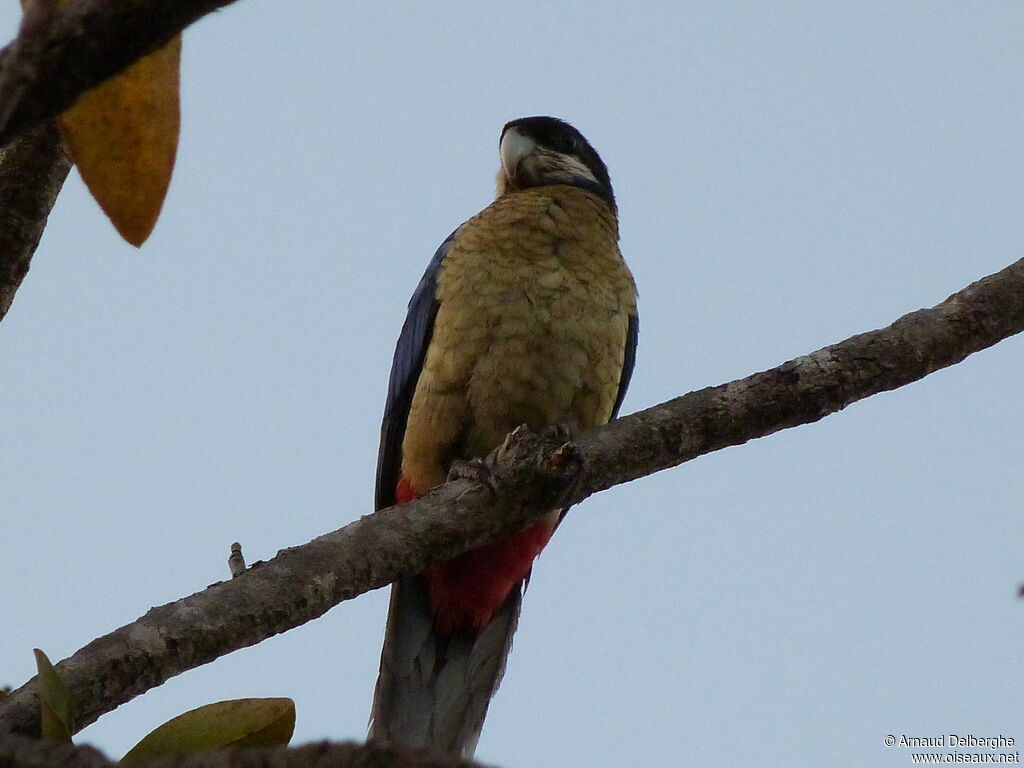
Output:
[375, 229, 459, 511]
[610, 312, 639, 419]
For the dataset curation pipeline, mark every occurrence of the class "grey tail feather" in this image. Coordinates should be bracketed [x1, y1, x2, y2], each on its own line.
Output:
[368, 574, 522, 759]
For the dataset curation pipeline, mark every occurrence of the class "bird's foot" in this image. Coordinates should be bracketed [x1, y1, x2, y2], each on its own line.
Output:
[540, 423, 578, 472]
[542, 422, 575, 447]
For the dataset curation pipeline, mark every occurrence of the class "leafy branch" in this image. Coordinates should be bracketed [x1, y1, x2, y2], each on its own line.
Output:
[0, 0, 236, 147]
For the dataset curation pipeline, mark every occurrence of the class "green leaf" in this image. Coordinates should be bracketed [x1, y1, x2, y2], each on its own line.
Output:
[33, 649, 73, 742]
[121, 698, 295, 761]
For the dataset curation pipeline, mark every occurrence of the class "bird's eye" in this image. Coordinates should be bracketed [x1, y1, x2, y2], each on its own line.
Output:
[564, 135, 579, 153]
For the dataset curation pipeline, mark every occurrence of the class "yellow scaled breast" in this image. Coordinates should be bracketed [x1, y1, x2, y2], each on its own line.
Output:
[401, 185, 637, 495]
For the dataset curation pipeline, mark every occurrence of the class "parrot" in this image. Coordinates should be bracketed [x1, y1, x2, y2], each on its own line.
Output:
[368, 116, 638, 758]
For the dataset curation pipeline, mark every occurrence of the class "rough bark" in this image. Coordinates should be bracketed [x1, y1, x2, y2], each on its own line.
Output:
[0, 121, 70, 320]
[0, 0, 239, 148]
[0, 732, 486, 768]
[1, 256, 1021, 739]
[0, 0, 58, 137]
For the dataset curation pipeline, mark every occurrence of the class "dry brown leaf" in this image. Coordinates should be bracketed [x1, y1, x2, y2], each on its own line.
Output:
[56, 33, 181, 246]
[15, 0, 183, 246]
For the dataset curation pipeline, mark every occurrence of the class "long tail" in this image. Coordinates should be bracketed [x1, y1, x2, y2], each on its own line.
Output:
[368, 575, 522, 759]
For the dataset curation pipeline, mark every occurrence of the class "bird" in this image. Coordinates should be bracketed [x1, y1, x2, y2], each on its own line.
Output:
[368, 116, 638, 758]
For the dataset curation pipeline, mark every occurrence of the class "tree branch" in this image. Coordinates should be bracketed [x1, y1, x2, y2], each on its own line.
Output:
[0, 0, 58, 137]
[0, 120, 70, 320]
[574, 255, 1024, 493]
[0, 0, 240, 149]
[1, 256, 1022, 738]
[0, 733, 487, 768]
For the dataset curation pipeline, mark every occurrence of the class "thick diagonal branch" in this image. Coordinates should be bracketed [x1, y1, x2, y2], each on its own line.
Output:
[1, 257, 1021, 738]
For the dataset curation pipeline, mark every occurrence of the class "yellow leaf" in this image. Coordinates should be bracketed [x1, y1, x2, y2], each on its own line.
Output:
[121, 698, 296, 761]
[33, 648, 73, 742]
[57, 35, 181, 246]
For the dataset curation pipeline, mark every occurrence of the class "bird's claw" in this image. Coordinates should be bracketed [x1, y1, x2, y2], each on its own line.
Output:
[447, 457, 499, 496]
[542, 423, 575, 446]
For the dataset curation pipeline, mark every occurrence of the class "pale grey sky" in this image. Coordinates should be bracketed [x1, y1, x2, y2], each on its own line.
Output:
[2, 2, 1023, 766]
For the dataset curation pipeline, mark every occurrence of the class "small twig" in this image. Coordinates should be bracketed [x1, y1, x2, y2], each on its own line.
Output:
[228, 542, 245, 578]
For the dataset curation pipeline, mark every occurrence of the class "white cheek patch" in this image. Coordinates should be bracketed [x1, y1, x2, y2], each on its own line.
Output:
[530, 151, 599, 187]
[555, 154, 599, 185]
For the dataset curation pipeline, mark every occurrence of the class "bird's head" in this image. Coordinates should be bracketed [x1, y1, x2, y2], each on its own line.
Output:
[496, 116, 615, 213]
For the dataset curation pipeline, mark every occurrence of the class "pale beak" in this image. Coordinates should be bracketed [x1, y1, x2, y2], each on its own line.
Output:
[499, 128, 536, 181]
